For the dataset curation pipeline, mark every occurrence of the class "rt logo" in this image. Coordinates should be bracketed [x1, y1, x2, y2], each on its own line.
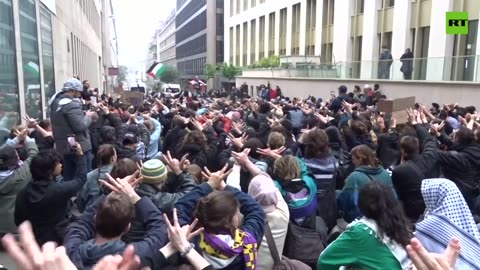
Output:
[446, 12, 469, 35]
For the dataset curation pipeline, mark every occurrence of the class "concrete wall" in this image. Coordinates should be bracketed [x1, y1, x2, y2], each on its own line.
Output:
[236, 76, 480, 108]
[52, 0, 103, 89]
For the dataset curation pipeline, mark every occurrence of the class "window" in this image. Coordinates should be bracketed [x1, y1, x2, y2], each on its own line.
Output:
[384, 0, 394, 8]
[259, 16, 265, 58]
[230, 27, 234, 63]
[230, 0, 234, 16]
[175, 34, 207, 59]
[236, 25, 240, 64]
[268, 12, 275, 56]
[0, 0, 20, 119]
[20, 0, 42, 119]
[279, 8, 287, 55]
[322, 0, 334, 25]
[243, 22, 248, 65]
[40, 6, 56, 103]
[291, 3, 301, 55]
[251, 0, 256, 8]
[236, 0, 240, 14]
[243, 0, 248, 11]
[357, 0, 364, 14]
[250, 19, 256, 63]
[176, 0, 206, 28]
[176, 11, 207, 44]
[305, 0, 316, 55]
[321, 43, 333, 64]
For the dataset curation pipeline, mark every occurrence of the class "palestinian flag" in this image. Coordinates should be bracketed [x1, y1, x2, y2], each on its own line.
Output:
[25, 61, 40, 75]
[146, 62, 166, 79]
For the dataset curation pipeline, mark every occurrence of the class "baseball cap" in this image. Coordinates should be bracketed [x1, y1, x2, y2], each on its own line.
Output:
[62, 78, 83, 92]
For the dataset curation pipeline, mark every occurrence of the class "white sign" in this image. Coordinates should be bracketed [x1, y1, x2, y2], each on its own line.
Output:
[40, 0, 56, 14]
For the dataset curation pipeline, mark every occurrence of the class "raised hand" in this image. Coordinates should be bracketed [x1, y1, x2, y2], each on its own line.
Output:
[228, 133, 248, 149]
[93, 245, 142, 270]
[202, 164, 231, 190]
[163, 209, 203, 253]
[101, 172, 142, 204]
[163, 151, 185, 175]
[2, 221, 77, 270]
[257, 146, 285, 160]
[23, 114, 38, 128]
[407, 237, 460, 270]
[231, 148, 251, 166]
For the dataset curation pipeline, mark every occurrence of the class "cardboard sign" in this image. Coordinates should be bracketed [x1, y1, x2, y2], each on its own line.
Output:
[121, 91, 144, 106]
[377, 96, 415, 113]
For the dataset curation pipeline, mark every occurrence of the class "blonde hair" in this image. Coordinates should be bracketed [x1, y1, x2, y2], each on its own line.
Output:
[267, 131, 286, 150]
[273, 155, 301, 181]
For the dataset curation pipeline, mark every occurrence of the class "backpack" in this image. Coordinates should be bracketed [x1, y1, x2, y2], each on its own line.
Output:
[283, 218, 326, 266]
[264, 221, 311, 270]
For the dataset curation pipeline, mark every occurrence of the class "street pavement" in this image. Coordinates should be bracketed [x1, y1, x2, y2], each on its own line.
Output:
[0, 252, 16, 270]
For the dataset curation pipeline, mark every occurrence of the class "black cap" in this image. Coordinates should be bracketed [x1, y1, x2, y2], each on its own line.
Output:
[338, 85, 348, 93]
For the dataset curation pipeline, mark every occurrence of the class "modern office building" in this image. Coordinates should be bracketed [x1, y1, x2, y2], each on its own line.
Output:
[225, 0, 480, 81]
[175, 0, 224, 80]
[0, 0, 117, 120]
[158, 10, 176, 68]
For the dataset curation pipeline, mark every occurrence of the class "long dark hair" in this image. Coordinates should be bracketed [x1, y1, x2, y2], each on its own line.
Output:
[358, 181, 412, 247]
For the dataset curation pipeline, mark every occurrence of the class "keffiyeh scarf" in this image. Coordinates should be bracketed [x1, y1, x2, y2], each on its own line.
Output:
[416, 179, 480, 269]
[199, 229, 258, 270]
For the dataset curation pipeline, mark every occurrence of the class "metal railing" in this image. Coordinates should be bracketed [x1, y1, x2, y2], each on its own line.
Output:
[242, 55, 480, 82]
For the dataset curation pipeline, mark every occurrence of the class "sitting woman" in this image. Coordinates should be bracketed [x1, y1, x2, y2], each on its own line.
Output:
[174, 166, 264, 270]
[337, 144, 396, 222]
[273, 155, 317, 229]
[76, 144, 117, 212]
[318, 181, 412, 270]
[248, 174, 289, 270]
[416, 179, 480, 269]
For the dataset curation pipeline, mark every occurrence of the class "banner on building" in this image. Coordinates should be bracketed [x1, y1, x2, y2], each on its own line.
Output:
[108, 67, 119, 76]
[40, 0, 56, 14]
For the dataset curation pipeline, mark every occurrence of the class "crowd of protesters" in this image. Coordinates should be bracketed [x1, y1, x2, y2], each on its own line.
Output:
[0, 77, 479, 270]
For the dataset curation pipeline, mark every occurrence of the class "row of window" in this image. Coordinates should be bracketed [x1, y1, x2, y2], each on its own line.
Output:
[230, 0, 266, 16]
[176, 34, 207, 59]
[176, 0, 206, 29]
[175, 11, 207, 45]
[75, 0, 101, 38]
[71, 33, 98, 84]
[177, 57, 206, 76]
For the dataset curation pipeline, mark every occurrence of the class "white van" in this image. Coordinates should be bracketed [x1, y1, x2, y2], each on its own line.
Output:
[161, 84, 181, 93]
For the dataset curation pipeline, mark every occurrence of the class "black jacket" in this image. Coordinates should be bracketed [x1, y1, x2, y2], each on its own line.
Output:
[437, 141, 480, 208]
[122, 172, 196, 243]
[14, 155, 87, 245]
[392, 125, 439, 221]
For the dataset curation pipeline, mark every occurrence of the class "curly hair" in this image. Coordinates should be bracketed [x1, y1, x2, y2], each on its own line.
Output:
[181, 130, 208, 151]
[358, 181, 412, 247]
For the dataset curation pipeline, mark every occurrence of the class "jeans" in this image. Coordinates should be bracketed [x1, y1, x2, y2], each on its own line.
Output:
[62, 150, 92, 180]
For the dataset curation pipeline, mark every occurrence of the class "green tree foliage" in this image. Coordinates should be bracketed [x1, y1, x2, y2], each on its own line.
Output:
[220, 63, 242, 80]
[204, 64, 217, 80]
[251, 55, 281, 68]
[159, 66, 179, 83]
[117, 65, 128, 83]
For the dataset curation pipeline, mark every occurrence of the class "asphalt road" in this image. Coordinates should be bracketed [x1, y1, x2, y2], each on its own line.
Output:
[0, 252, 16, 270]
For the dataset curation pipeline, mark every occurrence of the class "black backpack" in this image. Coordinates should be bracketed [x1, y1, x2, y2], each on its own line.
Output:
[283, 217, 327, 266]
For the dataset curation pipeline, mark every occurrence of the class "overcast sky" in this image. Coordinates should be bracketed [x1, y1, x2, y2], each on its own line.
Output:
[116, 0, 175, 69]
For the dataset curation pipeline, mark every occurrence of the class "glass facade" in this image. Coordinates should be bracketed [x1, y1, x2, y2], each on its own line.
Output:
[0, 0, 20, 120]
[40, 5, 55, 104]
[20, 0, 42, 119]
